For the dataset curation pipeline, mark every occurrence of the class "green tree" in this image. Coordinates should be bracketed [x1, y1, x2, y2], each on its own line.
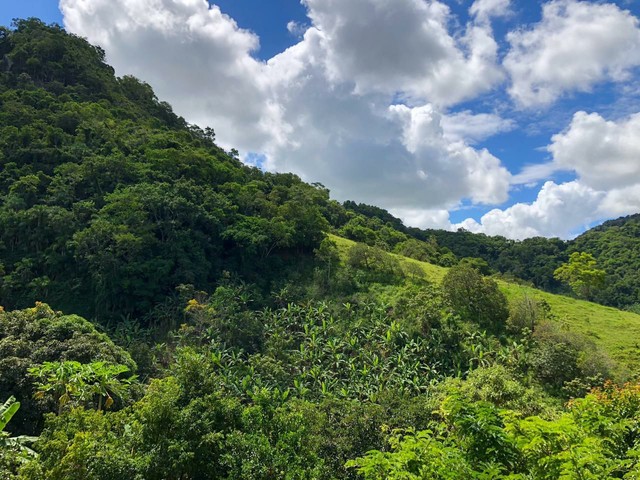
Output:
[553, 252, 605, 300]
[442, 263, 509, 333]
[29, 361, 135, 413]
[0, 303, 135, 434]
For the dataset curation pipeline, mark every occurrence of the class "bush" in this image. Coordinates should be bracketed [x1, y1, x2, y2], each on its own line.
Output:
[528, 322, 613, 396]
[442, 264, 509, 333]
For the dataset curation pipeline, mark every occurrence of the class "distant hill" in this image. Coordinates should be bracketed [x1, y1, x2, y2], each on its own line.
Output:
[344, 201, 640, 310]
[571, 214, 640, 308]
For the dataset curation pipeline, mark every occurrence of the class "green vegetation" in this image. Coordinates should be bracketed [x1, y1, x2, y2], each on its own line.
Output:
[2, 19, 640, 479]
[412, 215, 640, 311]
[554, 252, 606, 300]
[0, 397, 37, 479]
[348, 383, 640, 479]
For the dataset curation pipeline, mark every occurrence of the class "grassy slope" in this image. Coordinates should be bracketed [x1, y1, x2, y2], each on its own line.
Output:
[330, 234, 640, 372]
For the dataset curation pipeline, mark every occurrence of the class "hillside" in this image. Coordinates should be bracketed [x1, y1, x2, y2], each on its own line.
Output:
[571, 214, 640, 308]
[0, 19, 338, 323]
[344, 202, 640, 311]
[330, 234, 640, 373]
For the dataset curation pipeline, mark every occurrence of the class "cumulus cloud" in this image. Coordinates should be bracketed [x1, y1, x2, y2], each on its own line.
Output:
[302, 0, 504, 106]
[504, 0, 640, 108]
[389, 208, 454, 231]
[286, 20, 307, 38]
[441, 110, 514, 144]
[456, 176, 640, 240]
[470, 0, 511, 23]
[460, 106, 640, 239]
[389, 104, 511, 205]
[263, 34, 511, 210]
[549, 111, 640, 190]
[456, 181, 605, 239]
[598, 184, 640, 217]
[61, 0, 512, 217]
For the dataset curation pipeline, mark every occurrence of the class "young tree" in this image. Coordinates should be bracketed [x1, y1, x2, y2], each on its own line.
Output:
[553, 252, 605, 300]
[29, 361, 135, 413]
[442, 263, 509, 333]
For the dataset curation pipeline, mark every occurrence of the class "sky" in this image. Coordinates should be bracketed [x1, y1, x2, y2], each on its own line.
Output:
[4, 0, 640, 240]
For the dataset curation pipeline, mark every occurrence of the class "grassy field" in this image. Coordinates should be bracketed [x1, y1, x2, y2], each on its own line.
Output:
[329, 234, 640, 373]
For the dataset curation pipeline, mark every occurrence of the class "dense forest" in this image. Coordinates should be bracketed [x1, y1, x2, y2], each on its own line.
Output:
[2, 19, 640, 479]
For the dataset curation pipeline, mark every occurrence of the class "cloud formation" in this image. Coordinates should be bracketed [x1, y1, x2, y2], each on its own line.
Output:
[457, 181, 604, 239]
[505, 0, 640, 107]
[302, 0, 504, 105]
[549, 111, 640, 190]
[458, 110, 640, 239]
[470, 0, 512, 23]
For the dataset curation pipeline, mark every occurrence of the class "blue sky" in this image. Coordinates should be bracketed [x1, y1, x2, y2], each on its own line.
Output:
[4, 1, 640, 239]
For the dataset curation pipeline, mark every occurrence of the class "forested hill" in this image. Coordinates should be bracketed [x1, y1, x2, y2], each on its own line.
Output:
[0, 19, 340, 323]
[571, 214, 640, 307]
[421, 214, 640, 310]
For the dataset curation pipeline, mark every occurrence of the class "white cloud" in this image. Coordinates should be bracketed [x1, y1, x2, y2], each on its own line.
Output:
[456, 177, 640, 240]
[388, 104, 511, 206]
[549, 111, 640, 190]
[441, 110, 514, 144]
[286, 20, 307, 38]
[263, 36, 511, 210]
[511, 162, 557, 186]
[470, 0, 511, 23]
[302, 0, 504, 106]
[389, 208, 454, 230]
[456, 181, 605, 239]
[504, 0, 640, 108]
[598, 184, 640, 217]
[462, 108, 640, 239]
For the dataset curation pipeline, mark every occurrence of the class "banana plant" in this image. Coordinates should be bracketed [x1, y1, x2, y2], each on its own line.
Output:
[1, 397, 38, 459]
[29, 361, 135, 413]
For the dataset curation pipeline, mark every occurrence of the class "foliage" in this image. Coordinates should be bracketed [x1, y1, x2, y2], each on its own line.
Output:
[528, 321, 613, 397]
[177, 297, 468, 403]
[0, 303, 135, 434]
[442, 263, 509, 333]
[0, 19, 333, 323]
[570, 214, 640, 307]
[348, 382, 640, 479]
[0, 397, 37, 480]
[507, 294, 551, 334]
[554, 252, 606, 300]
[29, 361, 136, 413]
